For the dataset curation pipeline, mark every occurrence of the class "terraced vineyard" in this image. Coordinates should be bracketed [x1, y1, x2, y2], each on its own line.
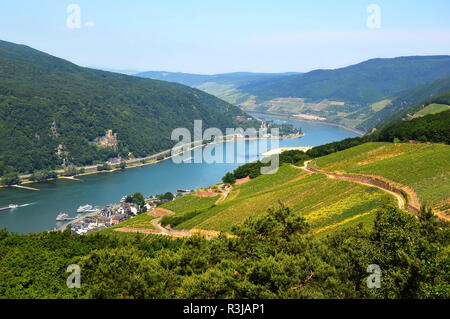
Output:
[160, 164, 395, 235]
[158, 141, 449, 235]
[314, 142, 450, 207]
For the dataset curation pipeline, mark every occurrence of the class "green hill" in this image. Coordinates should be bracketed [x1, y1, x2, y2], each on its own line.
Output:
[241, 56, 450, 105]
[0, 40, 247, 175]
[136, 71, 298, 105]
[359, 76, 450, 131]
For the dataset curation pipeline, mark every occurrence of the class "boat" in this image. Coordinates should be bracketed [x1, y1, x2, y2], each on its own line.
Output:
[177, 189, 191, 193]
[56, 213, 70, 221]
[0, 204, 19, 211]
[77, 204, 95, 213]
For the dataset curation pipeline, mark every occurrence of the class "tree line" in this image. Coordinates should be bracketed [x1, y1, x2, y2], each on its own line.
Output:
[0, 204, 447, 298]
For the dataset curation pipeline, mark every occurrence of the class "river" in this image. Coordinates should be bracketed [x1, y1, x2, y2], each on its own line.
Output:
[0, 118, 359, 233]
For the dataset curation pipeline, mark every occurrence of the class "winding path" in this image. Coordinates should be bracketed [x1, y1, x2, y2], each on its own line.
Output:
[299, 160, 417, 213]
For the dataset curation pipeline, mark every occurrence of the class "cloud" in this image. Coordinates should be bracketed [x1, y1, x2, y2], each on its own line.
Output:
[84, 21, 96, 28]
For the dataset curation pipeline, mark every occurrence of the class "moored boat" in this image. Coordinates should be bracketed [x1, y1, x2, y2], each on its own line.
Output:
[77, 204, 95, 213]
[56, 213, 70, 221]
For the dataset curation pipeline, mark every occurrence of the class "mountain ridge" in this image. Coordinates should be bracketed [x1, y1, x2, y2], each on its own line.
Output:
[0, 40, 247, 175]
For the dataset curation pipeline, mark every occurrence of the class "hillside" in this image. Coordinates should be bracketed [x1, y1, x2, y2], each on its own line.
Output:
[0, 40, 247, 175]
[138, 57, 450, 132]
[136, 71, 298, 105]
[369, 80, 450, 131]
[158, 141, 449, 235]
[240, 57, 450, 132]
[241, 56, 450, 105]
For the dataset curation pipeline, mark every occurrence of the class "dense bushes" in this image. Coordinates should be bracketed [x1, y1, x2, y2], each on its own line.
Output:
[1, 172, 20, 185]
[305, 110, 450, 159]
[377, 110, 450, 144]
[161, 210, 202, 228]
[0, 204, 447, 298]
[30, 170, 58, 182]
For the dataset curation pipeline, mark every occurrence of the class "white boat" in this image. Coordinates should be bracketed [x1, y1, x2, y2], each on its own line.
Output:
[77, 204, 95, 213]
[0, 204, 19, 211]
[56, 213, 70, 221]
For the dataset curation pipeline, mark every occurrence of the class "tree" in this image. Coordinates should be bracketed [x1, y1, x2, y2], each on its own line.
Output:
[125, 195, 133, 203]
[97, 163, 112, 171]
[63, 166, 77, 176]
[132, 192, 145, 208]
[161, 192, 174, 201]
[1, 172, 20, 185]
[222, 172, 236, 184]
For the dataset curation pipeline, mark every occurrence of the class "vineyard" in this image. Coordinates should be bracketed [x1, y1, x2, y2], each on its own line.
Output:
[160, 163, 394, 234]
[314, 142, 450, 207]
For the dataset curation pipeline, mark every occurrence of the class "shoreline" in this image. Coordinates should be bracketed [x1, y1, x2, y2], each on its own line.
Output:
[2, 133, 305, 189]
[261, 146, 313, 156]
[246, 111, 366, 136]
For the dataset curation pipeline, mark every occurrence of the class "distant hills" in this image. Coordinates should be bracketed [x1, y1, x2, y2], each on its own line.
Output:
[367, 76, 450, 131]
[240, 56, 450, 104]
[0, 40, 247, 175]
[136, 71, 299, 88]
[136, 71, 299, 105]
[137, 56, 450, 132]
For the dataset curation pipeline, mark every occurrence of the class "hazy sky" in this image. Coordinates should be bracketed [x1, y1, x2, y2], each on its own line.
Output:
[1, 0, 449, 74]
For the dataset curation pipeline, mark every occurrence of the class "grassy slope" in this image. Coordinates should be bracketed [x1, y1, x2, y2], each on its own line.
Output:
[97, 212, 158, 234]
[314, 142, 450, 206]
[159, 141, 449, 236]
[161, 164, 394, 235]
[414, 103, 449, 117]
[161, 194, 219, 215]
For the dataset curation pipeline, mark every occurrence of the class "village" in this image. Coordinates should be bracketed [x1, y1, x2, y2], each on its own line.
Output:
[67, 190, 192, 235]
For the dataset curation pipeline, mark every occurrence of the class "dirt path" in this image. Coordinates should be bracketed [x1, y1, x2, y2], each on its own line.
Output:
[215, 184, 232, 204]
[298, 161, 450, 222]
[299, 160, 412, 213]
[115, 196, 235, 238]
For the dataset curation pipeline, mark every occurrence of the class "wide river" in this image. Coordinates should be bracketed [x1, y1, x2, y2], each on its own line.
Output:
[0, 118, 359, 233]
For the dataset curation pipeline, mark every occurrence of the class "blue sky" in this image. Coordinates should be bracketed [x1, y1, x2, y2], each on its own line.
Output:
[0, 0, 449, 73]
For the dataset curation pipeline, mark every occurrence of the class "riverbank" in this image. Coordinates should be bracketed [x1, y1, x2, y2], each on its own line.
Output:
[246, 111, 366, 136]
[3, 133, 304, 189]
[261, 146, 313, 156]
[0, 120, 360, 234]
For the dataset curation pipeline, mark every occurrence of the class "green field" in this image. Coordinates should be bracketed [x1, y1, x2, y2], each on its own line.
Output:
[314, 142, 450, 206]
[97, 212, 158, 234]
[414, 103, 449, 117]
[161, 193, 219, 215]
[371, 99, 392, 112]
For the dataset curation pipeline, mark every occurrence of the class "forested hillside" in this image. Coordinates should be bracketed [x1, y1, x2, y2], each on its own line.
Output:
[368, 82, 450, 131]
[0, 204, 447, 298]
[0, 40, 247, 175]
[240, 56, 450, 104]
